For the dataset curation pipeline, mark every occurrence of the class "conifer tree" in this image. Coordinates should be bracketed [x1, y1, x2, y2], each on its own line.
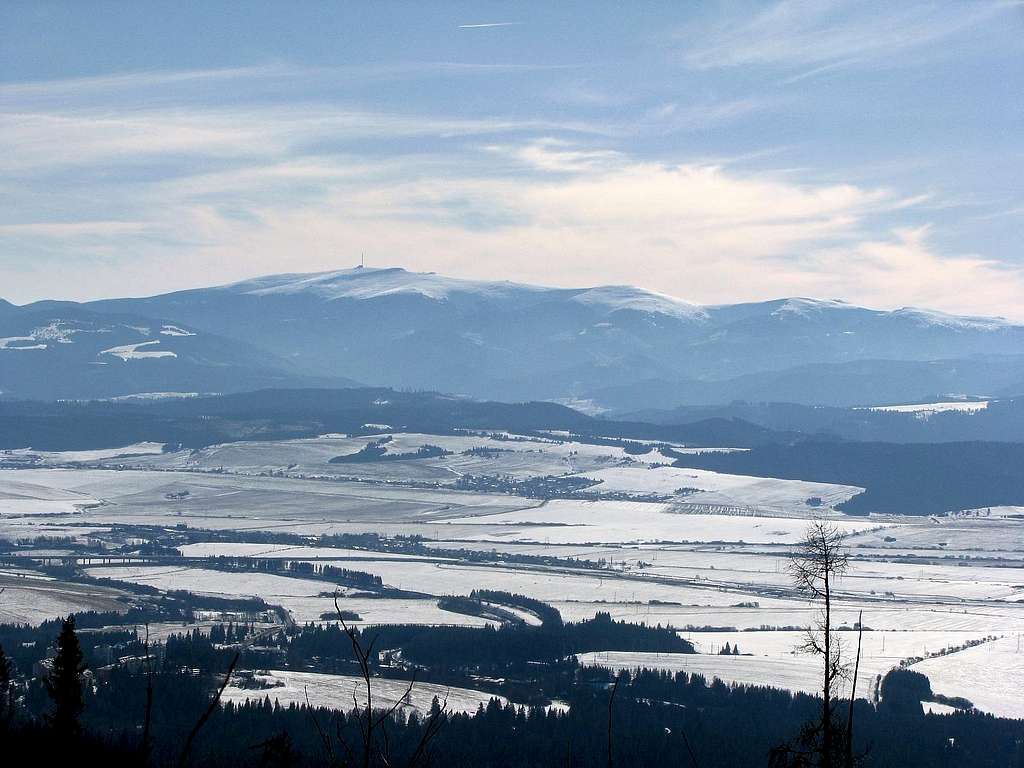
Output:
[45, 614, 87, 737]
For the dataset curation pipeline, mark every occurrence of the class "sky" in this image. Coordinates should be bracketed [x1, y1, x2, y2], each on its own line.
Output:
[1, 1, 1022, 318]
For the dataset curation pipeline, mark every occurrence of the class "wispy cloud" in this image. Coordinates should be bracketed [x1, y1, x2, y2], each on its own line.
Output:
[0, 60, 577, 110]
[679, 0, 1007, 72]
[0, 64, 288, 99]
[0, 105, 612, 173]
[2, 42, 1020, 319]
[0, 221, 149, 237]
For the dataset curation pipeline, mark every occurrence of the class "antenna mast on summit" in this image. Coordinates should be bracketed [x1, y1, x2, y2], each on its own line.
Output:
[359, 252, 365, 269]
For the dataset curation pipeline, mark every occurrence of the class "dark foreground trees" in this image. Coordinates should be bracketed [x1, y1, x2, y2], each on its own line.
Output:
[45, 614, 87, 737]
[2, 600, 1021, 767]
[0, 640, 13, 727]
[5, 663, 1022, 768]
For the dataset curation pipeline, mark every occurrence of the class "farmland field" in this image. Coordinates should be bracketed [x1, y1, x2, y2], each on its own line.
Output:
[220, 669, 505, 715]
[2, 431, 1022, 717]
[0, 570, 129, 625]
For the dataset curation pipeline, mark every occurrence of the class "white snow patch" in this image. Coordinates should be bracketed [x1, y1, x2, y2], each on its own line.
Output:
[863, 401, 989, 416]
[0, 336, 47, 350]
[160, 325, 195, 337]
[893, 307, 1013, 332]
[571, 286, 708, 321]
[35, 442, 166, 463]
[235, 266, 544, 303]
[99, 340, 176, 361]
[107, 392, 204, 401]
[771, 298, 856, 317]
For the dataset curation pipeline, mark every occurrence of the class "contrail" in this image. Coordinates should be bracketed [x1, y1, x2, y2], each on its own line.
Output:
[458, 22, 523, 28]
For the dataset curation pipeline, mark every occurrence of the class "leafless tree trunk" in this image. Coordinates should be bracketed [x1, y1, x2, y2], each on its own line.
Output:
[607, 675, 619, 768]
[788, 521, 850, 768]
[141, 623, 154, 766]
[331, 592, 448, 768]
[845, 611, 863, 768]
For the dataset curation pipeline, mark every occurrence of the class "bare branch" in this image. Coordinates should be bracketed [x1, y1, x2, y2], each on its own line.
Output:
[142, 623, 154, 761]
[177, 650, 239, 768]
[305, 686, 336, 765]
[406, 692, 449, 768]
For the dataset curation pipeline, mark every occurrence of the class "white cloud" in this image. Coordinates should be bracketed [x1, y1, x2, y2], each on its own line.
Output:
[2, 57, 1020, 320]
[6, 138, 1022, 321]
[490, 138, 625, 172]
[796, 227, 1024, 317]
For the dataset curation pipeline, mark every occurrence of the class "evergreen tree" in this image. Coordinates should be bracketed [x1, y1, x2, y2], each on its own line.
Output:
[0, 642, 12, 725]
[45, 615, 86, 736]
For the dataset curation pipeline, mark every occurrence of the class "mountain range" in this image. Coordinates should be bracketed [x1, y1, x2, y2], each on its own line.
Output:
[3, 266, 1023, 407]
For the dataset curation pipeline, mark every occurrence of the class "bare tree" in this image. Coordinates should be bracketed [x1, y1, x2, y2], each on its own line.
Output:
[778, 521, 851, 768]
[328, 592, 449, 768]
[845, 611, 864, 768]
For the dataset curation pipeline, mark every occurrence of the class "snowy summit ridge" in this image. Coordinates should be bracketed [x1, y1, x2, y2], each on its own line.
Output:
[4, 264, 1023, 404]
[221, 266, 1017, 329]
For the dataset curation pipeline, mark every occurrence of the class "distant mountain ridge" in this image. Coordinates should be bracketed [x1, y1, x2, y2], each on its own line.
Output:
[0, 388, 784, 452]
[2, 265, 1023, 405]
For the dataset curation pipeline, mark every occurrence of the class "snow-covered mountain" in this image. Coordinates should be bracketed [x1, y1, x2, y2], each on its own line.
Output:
[3, 266, 1023, 405]
[0, 302, 353, 400]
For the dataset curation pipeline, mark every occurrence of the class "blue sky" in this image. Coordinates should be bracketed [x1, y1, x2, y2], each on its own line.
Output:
[1, 1, 1022, 317]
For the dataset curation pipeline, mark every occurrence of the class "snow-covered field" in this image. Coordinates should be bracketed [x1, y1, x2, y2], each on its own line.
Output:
[681, 630, 996, 674]
[911, 635, 1024, 719]
[82, 565, 497, 626]
[0, 472, 106, 516]
[0, 468, 533, 540]
[582, 466, 863, 512]
[26, 432, 860, 517]
[83, 565, 342, 599]
[87, 433, 650, 484]
[221, 669, 504, 715]
[580, 649, 893, 707]
[2, 433, 1022, 719]
[4, 443, 166, 465]
[442, 499, 884, 545]
[176, 542, 429, 561]
[0, 572, 127, 625]
[580, 650, 841, 699]
[330, 597, 496, 628]
[581, 634, 1024, 719]
[82, 565, 357, 623]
